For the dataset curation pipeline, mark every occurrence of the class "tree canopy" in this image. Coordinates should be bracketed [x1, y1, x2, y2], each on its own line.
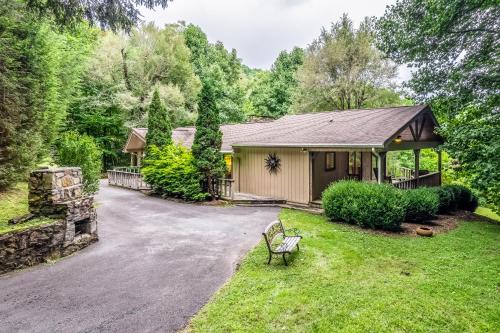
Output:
[378, 0, 500, 212]
[292, 15, 400, 113]
[26, 0, 172, 31]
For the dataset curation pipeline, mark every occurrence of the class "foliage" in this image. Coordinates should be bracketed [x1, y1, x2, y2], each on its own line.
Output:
[141, 145, 208, 201]
[443, 184, 479, 212]
[191, 68, 227, 198]
[322, 180, 405, 230]
[56, 132, 102, 193]
[66, 80, 128, 170]
[0, 0, 97, 190]
[184, 24, 246, 123]
[189, 209, 500, 332]
[146, 90, 173, 150]
[404, 188, 439, 222]
[26, 0, 172, 32]
[377, 0, 500, 213]
[431, 186, 455, 214]
[292, 14, 399, 113]
[249, 48, 304, 118]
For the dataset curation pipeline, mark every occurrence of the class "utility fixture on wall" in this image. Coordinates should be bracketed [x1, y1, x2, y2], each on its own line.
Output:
[265, 152, 281, 174]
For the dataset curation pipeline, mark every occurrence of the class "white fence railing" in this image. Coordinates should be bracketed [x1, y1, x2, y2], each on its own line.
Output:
[107, 169, 150, 190]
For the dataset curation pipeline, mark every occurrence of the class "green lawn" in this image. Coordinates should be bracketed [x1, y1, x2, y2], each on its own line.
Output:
[475, 207, 500, 222]
[0, 183, 55, 234]
[188, 209, 500, 333]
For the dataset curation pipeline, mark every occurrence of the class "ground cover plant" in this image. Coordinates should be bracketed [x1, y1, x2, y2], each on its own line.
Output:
[188, 209, 500, 332]
[0, 183, 55, 234]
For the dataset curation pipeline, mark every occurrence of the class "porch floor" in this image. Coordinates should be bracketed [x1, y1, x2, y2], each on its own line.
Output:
[231, 192, 286, 205]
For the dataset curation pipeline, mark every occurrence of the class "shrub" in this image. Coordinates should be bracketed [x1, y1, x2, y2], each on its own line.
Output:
[431, 187, 455, 213]
[56, 132, 102, 193]
[141, 144, 208, 201]
[404, 188, 439, 222]
[322, 181, 405, 230]
[443, 184, 478, 212]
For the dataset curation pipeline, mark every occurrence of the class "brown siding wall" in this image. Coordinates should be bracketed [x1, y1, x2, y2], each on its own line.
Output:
[362, 152, 373, 181]
[234, 148, 310, 204]
[311, 152, 349, 199]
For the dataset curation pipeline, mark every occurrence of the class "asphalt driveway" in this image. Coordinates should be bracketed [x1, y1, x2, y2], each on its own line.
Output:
[0, 182, 279, 332]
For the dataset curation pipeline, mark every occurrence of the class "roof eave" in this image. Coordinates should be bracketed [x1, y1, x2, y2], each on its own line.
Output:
[231, 143, 385, 149]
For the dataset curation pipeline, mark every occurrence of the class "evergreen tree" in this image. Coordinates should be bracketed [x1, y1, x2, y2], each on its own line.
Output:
[191, 68, 226, 198]
[146, 90, 173, 149]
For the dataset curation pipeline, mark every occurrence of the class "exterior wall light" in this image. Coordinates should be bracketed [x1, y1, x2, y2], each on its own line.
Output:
[394, 135, 403, 144]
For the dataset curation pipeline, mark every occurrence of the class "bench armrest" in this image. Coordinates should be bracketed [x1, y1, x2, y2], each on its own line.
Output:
[285, 228, 301, 237]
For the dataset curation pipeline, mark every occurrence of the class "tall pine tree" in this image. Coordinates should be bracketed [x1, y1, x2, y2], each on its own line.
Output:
[191, 68, 226, 198]
[146, 89, 172, 150]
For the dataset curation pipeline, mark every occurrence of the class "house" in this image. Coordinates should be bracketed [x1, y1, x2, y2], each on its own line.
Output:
[121, 105, 443, 206]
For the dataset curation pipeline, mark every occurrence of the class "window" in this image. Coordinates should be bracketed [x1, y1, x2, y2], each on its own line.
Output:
[348, 152, 361, 176]
[325, 152, 336, 171]
[224, 154, 233, 178]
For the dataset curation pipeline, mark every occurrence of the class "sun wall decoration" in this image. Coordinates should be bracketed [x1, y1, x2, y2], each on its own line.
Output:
[264, 152, 281, 174]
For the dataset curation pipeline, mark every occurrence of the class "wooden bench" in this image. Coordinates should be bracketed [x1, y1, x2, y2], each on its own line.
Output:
[262, 220, 302, 266]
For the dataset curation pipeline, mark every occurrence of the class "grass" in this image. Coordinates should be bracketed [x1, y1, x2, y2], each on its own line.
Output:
[0, 183, 55, 234]
[475, 207, 500, 222]
[188, 209, 500, 333]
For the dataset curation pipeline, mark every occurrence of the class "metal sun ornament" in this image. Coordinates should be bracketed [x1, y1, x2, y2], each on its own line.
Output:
[265, 153, 281, 174]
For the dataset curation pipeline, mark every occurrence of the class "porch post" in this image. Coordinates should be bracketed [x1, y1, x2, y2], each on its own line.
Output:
[137, 151, 142, 168]
[437, 150, 442, 186]
[130, 153, 134, 167]
[378, 152, 387, 184]
[414, 149, 421, 187]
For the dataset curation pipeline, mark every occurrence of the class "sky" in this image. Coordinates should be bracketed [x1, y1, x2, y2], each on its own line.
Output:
[142, 0, 410, 81]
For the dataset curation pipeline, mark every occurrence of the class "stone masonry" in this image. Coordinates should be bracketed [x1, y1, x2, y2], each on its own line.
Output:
[0, 168, 98, 274]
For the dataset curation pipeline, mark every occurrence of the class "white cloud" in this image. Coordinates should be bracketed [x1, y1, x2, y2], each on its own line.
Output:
[141, 0, 406, 81]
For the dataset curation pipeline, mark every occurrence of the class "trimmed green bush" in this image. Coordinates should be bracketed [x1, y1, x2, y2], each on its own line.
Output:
[322, 181, 405, 230]
[56, 131, 102, 193]
[404, 188, 439, 222]
[431, 186, 455, 213]
[141, 144, 208, 201]
[443, 184, 478, 212]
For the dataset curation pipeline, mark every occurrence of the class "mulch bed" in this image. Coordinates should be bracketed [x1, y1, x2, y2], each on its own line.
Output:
[333, 210, 489, 237]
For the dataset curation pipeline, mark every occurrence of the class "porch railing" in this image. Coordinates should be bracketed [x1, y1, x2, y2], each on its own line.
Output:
[107, 168, 150, 190]
[216, 178, 234, 199]
[393, 172, 441, 190]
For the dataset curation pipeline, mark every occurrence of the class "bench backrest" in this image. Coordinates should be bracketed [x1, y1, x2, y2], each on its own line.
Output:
[262, 220, 285, 251]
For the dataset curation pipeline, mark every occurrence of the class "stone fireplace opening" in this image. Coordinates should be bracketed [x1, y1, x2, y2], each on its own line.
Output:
[74, 218, 91, 237]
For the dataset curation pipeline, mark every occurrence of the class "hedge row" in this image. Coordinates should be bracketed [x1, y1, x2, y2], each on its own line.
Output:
[322, 181, 478, 230]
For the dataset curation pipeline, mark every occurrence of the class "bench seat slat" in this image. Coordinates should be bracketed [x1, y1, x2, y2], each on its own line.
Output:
[275, 236, 301, 253]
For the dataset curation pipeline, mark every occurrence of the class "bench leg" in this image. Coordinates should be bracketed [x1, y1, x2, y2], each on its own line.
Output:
[282, 253, 288, 266]
[267, 253, 272, 265]
[296, 243, 300, 251]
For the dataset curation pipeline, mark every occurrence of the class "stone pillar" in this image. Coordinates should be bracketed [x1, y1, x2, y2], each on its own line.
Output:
[28, 167, 98, 253]
[29, 167, 84, 217]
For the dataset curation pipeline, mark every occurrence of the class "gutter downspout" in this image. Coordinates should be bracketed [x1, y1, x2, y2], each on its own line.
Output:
[372, 148, 382, 184]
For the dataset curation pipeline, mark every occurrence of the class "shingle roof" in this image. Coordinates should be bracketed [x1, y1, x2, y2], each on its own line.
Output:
[233, 105, 431, 148]
[130, 105, 437, 152]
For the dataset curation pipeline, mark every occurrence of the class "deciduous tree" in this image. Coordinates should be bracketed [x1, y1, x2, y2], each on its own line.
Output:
[292, 15, 398, 113]
[377, 0, 500, 212]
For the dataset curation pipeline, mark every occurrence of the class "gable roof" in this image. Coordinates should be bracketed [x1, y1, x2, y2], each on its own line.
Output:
[124, 105, 442, 153]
